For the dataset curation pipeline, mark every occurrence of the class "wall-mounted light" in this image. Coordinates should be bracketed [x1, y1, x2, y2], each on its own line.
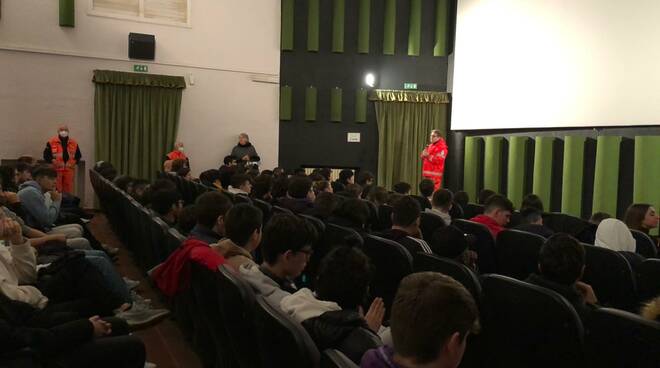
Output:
[365, 73, 376, 88]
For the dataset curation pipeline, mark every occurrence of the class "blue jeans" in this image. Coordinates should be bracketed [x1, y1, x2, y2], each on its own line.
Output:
[81, 250, 131, 304]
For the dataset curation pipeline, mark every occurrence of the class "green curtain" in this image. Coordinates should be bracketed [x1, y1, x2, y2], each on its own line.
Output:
[93, 70, 185, 181]
[375, 98, 449, 194]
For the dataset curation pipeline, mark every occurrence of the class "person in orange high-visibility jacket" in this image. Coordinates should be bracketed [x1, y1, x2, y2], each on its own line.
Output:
[43, 125, 81, 194]
[420, 129, 448, 190]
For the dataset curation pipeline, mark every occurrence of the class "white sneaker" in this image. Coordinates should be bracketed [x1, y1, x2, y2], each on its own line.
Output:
[144, 362, 157, 368]
[124, 277, 140, 290]
[115, 303, 170, 328]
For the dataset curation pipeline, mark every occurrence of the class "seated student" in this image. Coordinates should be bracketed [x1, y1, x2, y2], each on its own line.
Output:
[526, 234, 598, 322]
[0, 306, 148, 368]
[152, 192, 230, 297]
[252, 174, 274, 202]
[454, 191, 469, 211]
[368, 186, 389, 207]
[419, 179, 435, 203]
[514, 207, 554, 238]
[641, 296, 660, 322]
[212, 204, 263, 270]
[14, 162, 33, 186]
[150, 189, 183, 227]
[176, 205, 197, 236]
[332, 169, 354, 193]
[470, 194, 514, 238]
[271, 176, 290, 200]
[176, 167, 192, 181]
[429, 226, 478, 271]
[594, 218, 645, 270]
[589, 212, 611, 225]
[477, 189, 496, 205]
[313, 180, 333, 195]
[361, 272, 479, 368]
[240, 213, 317, 303]
[310, 192, 340, 220]
[0, 166, 19, 192]
[393, 182, 412, 195]
[17, 166, 90, 245]
[128, 179, 150, 205]
[281, 246, 385, 364]
[227, 173, 252, 196]
[275, 176, 316, 214]
[356, 171, 375, 188]
[199, 169, 223, 190]
[426, 188, 453, 225]
[624, 203, 659, 246]
[113, 175, 134, 193]
[521, 193, 544, 212]
[219, 155, 237, 189]
[328, 198, 370, 235]
[378, 196, 433, 255]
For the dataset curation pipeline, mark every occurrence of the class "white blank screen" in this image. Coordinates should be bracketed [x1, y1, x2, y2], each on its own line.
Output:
[451, 0, 660, 130]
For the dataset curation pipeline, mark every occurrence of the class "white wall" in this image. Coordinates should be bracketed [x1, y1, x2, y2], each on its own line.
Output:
[452, 0, 660, 130]
[0, 0, 280, 206]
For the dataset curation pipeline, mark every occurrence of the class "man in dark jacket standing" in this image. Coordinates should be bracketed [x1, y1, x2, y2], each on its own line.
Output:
[43, 125, 81, 194]
[230, 133, 260, 163]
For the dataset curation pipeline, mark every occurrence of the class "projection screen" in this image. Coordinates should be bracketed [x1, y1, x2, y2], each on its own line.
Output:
[451, 0, 660, 130]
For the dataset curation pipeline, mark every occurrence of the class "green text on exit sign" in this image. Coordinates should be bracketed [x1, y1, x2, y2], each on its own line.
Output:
[404, 82, 417, 90]
[133, 64, 148, 73]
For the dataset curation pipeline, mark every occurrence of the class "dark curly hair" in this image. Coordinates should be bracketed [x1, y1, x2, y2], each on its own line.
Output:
[316, 246, 373, 310]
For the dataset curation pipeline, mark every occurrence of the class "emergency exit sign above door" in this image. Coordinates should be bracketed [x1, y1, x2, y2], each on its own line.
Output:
[133, 64, 148, 73]
[404, 83, 417, 90]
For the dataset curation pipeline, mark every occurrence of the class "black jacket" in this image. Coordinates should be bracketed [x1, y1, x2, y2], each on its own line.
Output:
[526, 274, 598, 324]
[301, 310, 382, 364]
[514, 224, 555, 238]
[275, 197, 314, 214]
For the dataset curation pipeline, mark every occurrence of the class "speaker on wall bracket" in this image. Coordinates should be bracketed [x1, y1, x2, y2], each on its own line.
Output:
[129, 33, 155, 60]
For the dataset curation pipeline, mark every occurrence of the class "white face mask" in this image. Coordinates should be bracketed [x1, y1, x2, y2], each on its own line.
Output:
[178, 147, 185, 152]
[59, 131, 69, 138]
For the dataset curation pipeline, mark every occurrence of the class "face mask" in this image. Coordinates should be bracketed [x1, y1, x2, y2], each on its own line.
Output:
[178, 147, 185, 152]
[59, 131, 69, 138]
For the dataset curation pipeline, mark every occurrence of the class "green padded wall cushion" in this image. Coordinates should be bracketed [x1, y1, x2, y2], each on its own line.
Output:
[464, 136, 483, 201]
[330, 88, 343, 122]
[507, 136, 528, 209]
[434, 0, 450, 56]
[305, 86, 317, 121]
[383, 0, 396, 55]
[633, 136, 660, 235]
[408, 0, 422, 56]
[59, 0, 75, 27]
[592, 136, 622, 216]
[561, 136, 586, 217]
[281, 0, 295, 50]
[279, 86, 292, 120]
[355, 88, 368, 122]
[532, 136, 555, 209]
[332, 0, 345, 53]
[484, 136, 504, 194]
[307, 0, 320, 51]
[358, 0, 371, 53]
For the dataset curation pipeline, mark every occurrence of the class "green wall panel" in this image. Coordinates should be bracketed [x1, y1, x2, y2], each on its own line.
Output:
[484, 136, 503, 193]
[355, 88, 368, 123]
[532, 137, 554, 209]
[464, 136, 482, 201]
[332, 0, 345, 53]
[307, 0, 320, 51]
[408, 0, 422, 56]
[434, 0, 450, 56]
[279, 86, 292, 120]
[383, 0, 396, 55]
[358, 0, 371, 54]
[305, 86, 317, 121]
[281, 0, 295, 50]
[330, 88, 343, 122]
[633, 136, 660, 235]
[507, 136, 528, 209]
[59, 0, 75, 27]
[561, 136, 586, 217]
[592, 136, 622, 216]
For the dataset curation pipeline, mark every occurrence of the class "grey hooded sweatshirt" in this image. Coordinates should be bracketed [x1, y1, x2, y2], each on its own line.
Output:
[17, 181, 60, 232]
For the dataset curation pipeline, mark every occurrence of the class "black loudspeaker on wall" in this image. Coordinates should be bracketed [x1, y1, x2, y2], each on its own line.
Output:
[129, 33, 155, 60]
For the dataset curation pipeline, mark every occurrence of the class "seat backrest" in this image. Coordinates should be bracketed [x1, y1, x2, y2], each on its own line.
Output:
[542, 212, 589, 236]
[412, 252, 482, 304]
[586, 308, 660, 368]
[253, 198, 273, 223]
[411, 195, 431, 210]
[637, 259, 660, 302]
[234, 194, 253, 205]
[453, 219, 497, 273]
[506, 210, 522, 228]
[360, 234, 413, 317]
[419, 212, 447, 241]
[321, 349, 359, 368]
[464, 203, 485, 219]
[306, 223, 362, 289]
[361, 199, 379, 231]
[148, 216, 171, 269]
[216, 265, 261, 368]
[582, 244, 637, 310]
[375, 205, 393, 231]
[631, 229, 658, 258]
[254, 295, 320, 368]
[496, 229, 546, 280]
[272, 205, 294, 215]
[481, 274, 585, 368]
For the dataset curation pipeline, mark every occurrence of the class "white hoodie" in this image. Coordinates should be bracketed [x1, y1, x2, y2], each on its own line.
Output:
[0, 239, 49, 308]
[279, 288, 341, 322]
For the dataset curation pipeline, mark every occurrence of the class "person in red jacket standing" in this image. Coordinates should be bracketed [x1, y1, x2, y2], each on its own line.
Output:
[43, 125, 81, 194]
[420, 129, 448, 190]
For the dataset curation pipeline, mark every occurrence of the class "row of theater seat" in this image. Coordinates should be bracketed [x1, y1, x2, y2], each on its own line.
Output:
[91, 170, 659, 367]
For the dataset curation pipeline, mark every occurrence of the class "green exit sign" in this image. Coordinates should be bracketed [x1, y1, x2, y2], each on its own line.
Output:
[133, 64, 148, 73]
[404, 82, 417, 90]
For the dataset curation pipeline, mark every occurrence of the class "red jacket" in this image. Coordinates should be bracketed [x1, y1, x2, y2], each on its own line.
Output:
[470, 214, 504, 238]
[166, 150, 188, 161]
[422, 139, 448, 180]
[152, 238, 225, 297]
